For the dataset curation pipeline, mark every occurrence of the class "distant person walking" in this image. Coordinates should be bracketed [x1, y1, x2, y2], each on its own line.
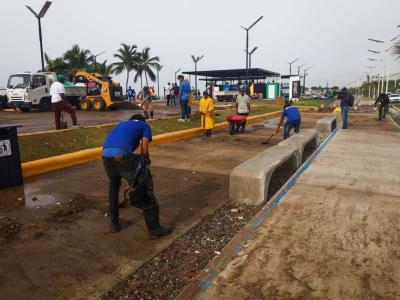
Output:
[127, 86, 136, 103]
[178, 75, 191, 121]
[164, 83, 172, 106]
[173, 83, 179, 106]
[375, 92, 389, 121]
[338, 87, 353, 129]
[199, 91, 215, 137]
[50, 74, 78, 130]
[141, 93, 154, 120]
[278, 101, 301, 139]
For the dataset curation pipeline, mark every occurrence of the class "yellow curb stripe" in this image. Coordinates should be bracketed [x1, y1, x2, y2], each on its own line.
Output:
[21, 109, 314, 178]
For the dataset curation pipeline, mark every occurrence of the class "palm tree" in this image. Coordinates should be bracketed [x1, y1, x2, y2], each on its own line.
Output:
[44, 53, 68, 73]
[63, 45, 92, 72]
[133, 47, 160, 89]
[111, 43, 137, 92]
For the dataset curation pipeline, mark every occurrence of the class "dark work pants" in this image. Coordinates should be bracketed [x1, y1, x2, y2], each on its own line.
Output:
[180, 99, 189, 119]
[284, 119, 301, 139]
[52, 100, 77, 130]
[379, 104, 388, 120]
[102, 154, 158, 224]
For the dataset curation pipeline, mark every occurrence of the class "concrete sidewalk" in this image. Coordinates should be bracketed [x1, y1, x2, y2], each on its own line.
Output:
[194, 114, 400, 299]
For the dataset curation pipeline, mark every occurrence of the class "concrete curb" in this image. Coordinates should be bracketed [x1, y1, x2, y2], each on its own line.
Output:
[22, 110, 303, 178]
[176, 122, 341, 300]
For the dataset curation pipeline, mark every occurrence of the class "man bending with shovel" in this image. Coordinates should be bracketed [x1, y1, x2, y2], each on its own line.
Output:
[263, 101, 301, 144]
[102, 114, 172, 237]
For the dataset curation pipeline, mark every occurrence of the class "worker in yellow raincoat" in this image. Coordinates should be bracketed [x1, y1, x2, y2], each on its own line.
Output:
[199, 91, 215, 137]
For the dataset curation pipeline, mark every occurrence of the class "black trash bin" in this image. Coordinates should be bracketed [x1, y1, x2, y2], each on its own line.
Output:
[0, 124, 23, 189]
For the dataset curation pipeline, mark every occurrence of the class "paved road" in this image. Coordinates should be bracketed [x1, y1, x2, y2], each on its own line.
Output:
[0, 101, 183, 133]
[194, 114, 400, 299]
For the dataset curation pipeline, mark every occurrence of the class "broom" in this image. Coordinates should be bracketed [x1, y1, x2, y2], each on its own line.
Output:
[262, 127, 280, 144]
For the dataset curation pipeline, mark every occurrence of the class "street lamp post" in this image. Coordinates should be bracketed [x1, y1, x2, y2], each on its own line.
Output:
[297, 63, 307, 76]
[303, 66, 312, 95]
[156, 65, 163, 98]
[241, 16, 263, 76]
[248, 47, 258, 69]
[92, 51, 106, 72]
[191, 55, 205, 99]
[26, 1, 52, 72]
[288, 58, 299, 76]
[174, 68, 182, 84]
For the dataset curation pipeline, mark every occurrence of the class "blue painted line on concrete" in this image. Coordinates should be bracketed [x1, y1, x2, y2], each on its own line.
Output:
[200, 125, 340, 292]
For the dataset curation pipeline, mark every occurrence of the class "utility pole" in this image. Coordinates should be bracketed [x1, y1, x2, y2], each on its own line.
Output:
[191, 55, 205, 99]
[26, 1, 52, 72]
[247, 47, 258, 69]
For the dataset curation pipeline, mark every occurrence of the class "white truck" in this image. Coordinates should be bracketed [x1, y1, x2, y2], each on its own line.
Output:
[6, 72, 86, 112]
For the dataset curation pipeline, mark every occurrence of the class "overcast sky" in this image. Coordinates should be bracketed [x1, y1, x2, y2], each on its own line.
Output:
[1, 0, 400, 91]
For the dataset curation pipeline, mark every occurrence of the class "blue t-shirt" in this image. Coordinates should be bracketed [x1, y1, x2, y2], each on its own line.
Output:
[282, 106, 301, 122]
[127, 89, 135, 97]
[102, 120, 152, 157]
[179, 80, 191, 101]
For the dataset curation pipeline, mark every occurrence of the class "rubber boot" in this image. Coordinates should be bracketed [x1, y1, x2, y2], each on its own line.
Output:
[144, 110, 149, 119]
[150, 111, 154, 119]
[143, 205, 172, 238]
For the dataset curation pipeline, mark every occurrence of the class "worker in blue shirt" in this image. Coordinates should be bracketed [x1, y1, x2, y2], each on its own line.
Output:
[177, 75, 191, 121]
[278, 101, 302, 139]
[102, 114, 172, 237]
[126, 86, 136, 103]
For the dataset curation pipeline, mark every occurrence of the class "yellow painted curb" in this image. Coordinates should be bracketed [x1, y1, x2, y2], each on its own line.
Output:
[21, 109, 315, 178]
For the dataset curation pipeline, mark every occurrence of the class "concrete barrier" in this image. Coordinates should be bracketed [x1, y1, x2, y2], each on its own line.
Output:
[278, 129, 318, 165]
[230, 145, 299, 205]
[316, 116, 337, 140]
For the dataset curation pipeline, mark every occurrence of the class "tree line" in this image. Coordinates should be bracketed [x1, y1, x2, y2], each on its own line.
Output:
[44, 43, 161, 91]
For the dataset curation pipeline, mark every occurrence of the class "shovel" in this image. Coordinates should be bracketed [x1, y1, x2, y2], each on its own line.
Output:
[262, 127, 280, 145]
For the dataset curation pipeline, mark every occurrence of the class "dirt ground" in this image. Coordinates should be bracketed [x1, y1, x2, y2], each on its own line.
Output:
[195, 113, 400, 300]
[0, 101, 189, 133]
[0, 112, 325, 300]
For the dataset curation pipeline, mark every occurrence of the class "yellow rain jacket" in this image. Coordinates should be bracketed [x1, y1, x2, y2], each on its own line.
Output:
[199, 96, 215, 129]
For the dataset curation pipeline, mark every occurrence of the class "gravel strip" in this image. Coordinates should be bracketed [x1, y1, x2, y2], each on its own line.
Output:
[102, 166, 297, 300]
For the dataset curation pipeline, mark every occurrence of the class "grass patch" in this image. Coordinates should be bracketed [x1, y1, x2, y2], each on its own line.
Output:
[19, 103, 284, 163]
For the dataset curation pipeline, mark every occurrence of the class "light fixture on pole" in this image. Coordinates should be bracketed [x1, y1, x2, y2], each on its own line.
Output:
[92, 51, 106, 72]
[367, 58, 377, 62]
[288, 57, 299, 76]
[26, 1, 52, 72]
[191, 55, 205, 99]
[368, 38, 384, 44]
[174, 68, 182, 84]
[297, 63, 307, 76]
[241, 16, 263, 76]
[248, 47, 258, 69]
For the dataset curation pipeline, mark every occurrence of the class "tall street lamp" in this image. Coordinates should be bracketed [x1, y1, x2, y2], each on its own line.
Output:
[303, 66, 312, 94]
[156, 64, 163, 98]
[241, 16, 263, 74]
[191, 55, 204, 99]
[174, 68, 181, 84]
[92, 51, 106, 72]
[26, 1, 52, 72]
[297, 63, 307, 76]
[248, 47, 258, 69]
[288, 57, 299, 75]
